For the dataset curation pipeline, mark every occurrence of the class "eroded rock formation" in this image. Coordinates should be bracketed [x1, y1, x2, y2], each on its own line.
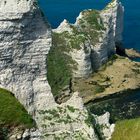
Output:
[0, 0, 123, 139]
[0, 0, 56, 115]
[47, 0, 124, 101]
[53, 0, 124, 78]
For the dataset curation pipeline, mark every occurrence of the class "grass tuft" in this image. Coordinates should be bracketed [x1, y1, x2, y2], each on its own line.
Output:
[0, 88, 34, 128]
[111, 118, 140, 140]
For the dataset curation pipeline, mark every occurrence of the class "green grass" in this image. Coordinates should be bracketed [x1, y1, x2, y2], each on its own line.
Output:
[67, 105, 76, 113]
[79, 10, 106, 44]
[47, 32, 75, 96]
[84, 10, 105, 30]
[0, 88, 34, 128]
[111, 117, 140, 140]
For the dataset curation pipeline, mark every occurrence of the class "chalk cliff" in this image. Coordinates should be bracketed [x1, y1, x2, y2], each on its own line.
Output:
[53, 0, 124, 77]
[0, 0, 56, 115]
[0, 0, 123, 139]
[48, 0, 124, 98]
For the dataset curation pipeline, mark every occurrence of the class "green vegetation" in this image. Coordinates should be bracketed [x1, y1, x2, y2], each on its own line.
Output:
[79, 10, 106, 44]
[85, 111, 94, 127]
[69, 34, 86, 50]
[111, 117, 140, 140]
[47, 30, 88, 97]
[47, 32, 74, 96]
[67, 105, 76, 113]
[40, 107, 76, 125]
[44, 131, 87, 140]
[0, 88, 34, 128]
[0, 88, 34, 140]
[94, 84, 105, 93]
[83, 10, 105, 30]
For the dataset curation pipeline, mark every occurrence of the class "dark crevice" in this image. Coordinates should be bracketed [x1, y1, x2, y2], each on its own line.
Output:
[115, 42, 127, 56]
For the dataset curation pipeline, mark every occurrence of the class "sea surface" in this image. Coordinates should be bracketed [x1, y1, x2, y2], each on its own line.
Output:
[38, 0, 140, 52]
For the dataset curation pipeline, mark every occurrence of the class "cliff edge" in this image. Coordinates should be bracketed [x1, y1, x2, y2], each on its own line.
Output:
[0, 0, 124, 139]
[0, 0, 56, 115]
[48, 0, 124, 97]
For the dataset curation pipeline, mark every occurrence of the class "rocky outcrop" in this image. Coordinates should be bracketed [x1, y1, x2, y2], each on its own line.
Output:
[94, 0, 124, 69]
[0, 0, 122, 139]
[0, 0, 56, 115]
[126, 48, 140, 58]
[8, 127, 41, 140]
[47, 0, 124, 100]
[36, 92, 99, 140]
[94, 112, 115, 140]
[7, 99, 115, 140]
[53, 0, 124, 78]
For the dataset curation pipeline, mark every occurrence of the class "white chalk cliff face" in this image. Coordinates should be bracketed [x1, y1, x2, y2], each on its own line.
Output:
[54, 0, 124, 77]
[92, 0, 124, 70]
[0, 0, 122, 139]
[0, 0, 56, 115]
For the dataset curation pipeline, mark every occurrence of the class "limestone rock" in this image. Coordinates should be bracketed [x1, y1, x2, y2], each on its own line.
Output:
[8, 127, 41, 140]
[0, 0, 56, 115]
[126, 48, 140, 58]
[0, 1, 99, 140]
[0, 0, 123, 140]
[36, 92, 98, 140]
[94, 112, 115, 140]
[53, 0, 124, 77]
[53, 19, 73, 34]
[70, 41, 92, 77]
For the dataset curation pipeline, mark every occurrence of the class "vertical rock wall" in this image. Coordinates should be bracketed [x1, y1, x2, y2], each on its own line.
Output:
[90, 0, 124, 71]
[0, 0, 56, 115]
[0, 0, 121, 139]
[54, 0, 124, 77]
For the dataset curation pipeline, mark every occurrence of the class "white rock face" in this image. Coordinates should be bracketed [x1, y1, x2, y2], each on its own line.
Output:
[91, 0, 124, 70]
[36, 92, 99, 140]
[0, 0, 122, 139]
[70, 41, 93, 77]
[53, 19, 73, 34]
[8, 127, 41, 140]
[94, 112, 115, 140]
[0, 1, 100, 140]
[54, 0, 124, 77]
[0, 0, 56, 115]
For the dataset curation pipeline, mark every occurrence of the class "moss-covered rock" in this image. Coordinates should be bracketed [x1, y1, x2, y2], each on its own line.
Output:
[47, 32, 76, 96]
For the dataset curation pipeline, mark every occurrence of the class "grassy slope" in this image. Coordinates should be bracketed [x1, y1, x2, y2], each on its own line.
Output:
[111, 118, 140, 140]
[0, 88, 34, 128]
